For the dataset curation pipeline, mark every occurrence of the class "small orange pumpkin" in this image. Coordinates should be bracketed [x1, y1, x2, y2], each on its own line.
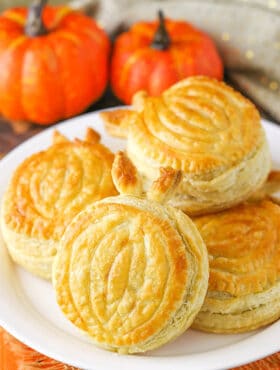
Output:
[0, 0, 110, 125]
[111, 11, 223, 104]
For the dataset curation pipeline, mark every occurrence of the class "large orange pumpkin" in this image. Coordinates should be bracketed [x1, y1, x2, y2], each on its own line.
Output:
[0, 0, 110, 125]
[111, 11, 223, 104]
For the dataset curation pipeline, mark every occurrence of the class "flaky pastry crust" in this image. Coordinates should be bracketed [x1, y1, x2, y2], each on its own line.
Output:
[101, 76, 271, 215]
[1, 129, 117, 279]
[53, 152, 208, 353]
[53, 197, 208, 353]
[193, 200, 280, 333]
[100, 109, 135, 138]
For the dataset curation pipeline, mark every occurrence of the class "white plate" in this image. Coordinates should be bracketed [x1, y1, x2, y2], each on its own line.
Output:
[0, 110, 280, 370]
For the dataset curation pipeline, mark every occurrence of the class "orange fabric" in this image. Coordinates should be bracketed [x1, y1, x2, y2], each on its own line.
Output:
[0, 326, 279, 369]
[232, 352, 280, 369]
[0, 327, 78, 370]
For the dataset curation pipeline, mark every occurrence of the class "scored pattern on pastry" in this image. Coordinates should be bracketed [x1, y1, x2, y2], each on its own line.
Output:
[195, 201, 280, 296]
[193, 200, 280, 333]
[131, 76, 262, 173]
[54, 201, 189, 348]
[4, 136, 116, 241]
[1, 130, 117, 279]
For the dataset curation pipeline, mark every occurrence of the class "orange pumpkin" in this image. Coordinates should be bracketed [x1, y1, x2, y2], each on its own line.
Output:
[0, 0, 110, 125]
[111, 11, 223, 104]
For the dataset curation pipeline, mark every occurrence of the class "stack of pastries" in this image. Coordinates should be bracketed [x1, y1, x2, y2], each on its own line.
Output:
[1, 76, 280, 354]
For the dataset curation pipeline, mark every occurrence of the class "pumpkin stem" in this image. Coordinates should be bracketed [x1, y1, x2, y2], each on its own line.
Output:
[151, 10, 171, 50]
[25, 0, 48, 37]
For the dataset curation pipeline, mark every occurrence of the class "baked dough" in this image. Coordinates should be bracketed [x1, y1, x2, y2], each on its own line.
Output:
[193, 200, 280, 333]
[250, 170, 280, 205]
[100, 109, 134, 138]
[53, 152, 209, 353]
[1, 129, 117, 280]
[101, 76, 271, 215]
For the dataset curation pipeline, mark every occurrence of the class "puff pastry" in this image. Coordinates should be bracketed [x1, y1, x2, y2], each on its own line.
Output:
[100, 109, 134, 138]
[250, 170, 280, 205]
[0, 129, 117, 280]
[53, 152, 209, 353]
[101, 76, 271, 215]
[193, 200, 280, 333]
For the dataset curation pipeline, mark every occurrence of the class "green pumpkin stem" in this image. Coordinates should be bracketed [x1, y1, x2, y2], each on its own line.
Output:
[151, 10, 171, 50]
[25, 0, 48, 37]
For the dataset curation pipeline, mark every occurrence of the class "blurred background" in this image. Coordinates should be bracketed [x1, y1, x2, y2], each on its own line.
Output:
[0, 0, 66, 8]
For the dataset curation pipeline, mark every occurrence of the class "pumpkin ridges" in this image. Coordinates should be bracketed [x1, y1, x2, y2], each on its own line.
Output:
[166, 21, 201, 39]
[0, 5, 110, 125]
[112, 46, 178, 103]
[111, 16, 223, 103]
[169, 46, 191, 81]
[121, 51, 178, 102]
[51, 30, 80, 44]
[111, 33, 151, 102]
[191, 37, 223, 79]
[47, 27, 106, 118]
[0, 35, 30, 120]
[148, 52, 178, 95]
[56, 11, 110, 53]
[49, 11, 110, 116]
[37, 6, 72, 32]
[0, 31, 25, 60]
[2, 9, 27, 26]
[43, 6, 71, 31]
[21, 37, 65, 124]
[51, 33, 90, 118]
[2, 6, 66, 33]
[113, 48, 151, 104]
[0, 17, 24, 42]
[131, 22, 157, 39]
[43, 35, 67, 119]
[113, 32, 148, 55]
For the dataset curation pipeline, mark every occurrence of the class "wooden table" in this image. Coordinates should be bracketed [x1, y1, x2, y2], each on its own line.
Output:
[0, 88, 279, 370]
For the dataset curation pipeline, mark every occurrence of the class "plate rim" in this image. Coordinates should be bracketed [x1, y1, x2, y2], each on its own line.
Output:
[0, 109, 279, 370]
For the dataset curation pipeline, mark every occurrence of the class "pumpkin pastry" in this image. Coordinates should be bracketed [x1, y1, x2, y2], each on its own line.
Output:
[101, 76, 271, 215]
[0, 129, 117, 280]
[53, 152, 208, 354]
[249, 170, 280, 205]
[193, 200, 280, 333]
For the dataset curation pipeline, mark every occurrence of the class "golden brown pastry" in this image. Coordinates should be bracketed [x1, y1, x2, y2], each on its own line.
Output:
[250, 170, 280, 204]
[53, 152, 209, 354]
[101, 76, 271, 215]
[100, 109, 134, 138]
[1, 129, 117, 280]
[193, 200, 280, 333]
